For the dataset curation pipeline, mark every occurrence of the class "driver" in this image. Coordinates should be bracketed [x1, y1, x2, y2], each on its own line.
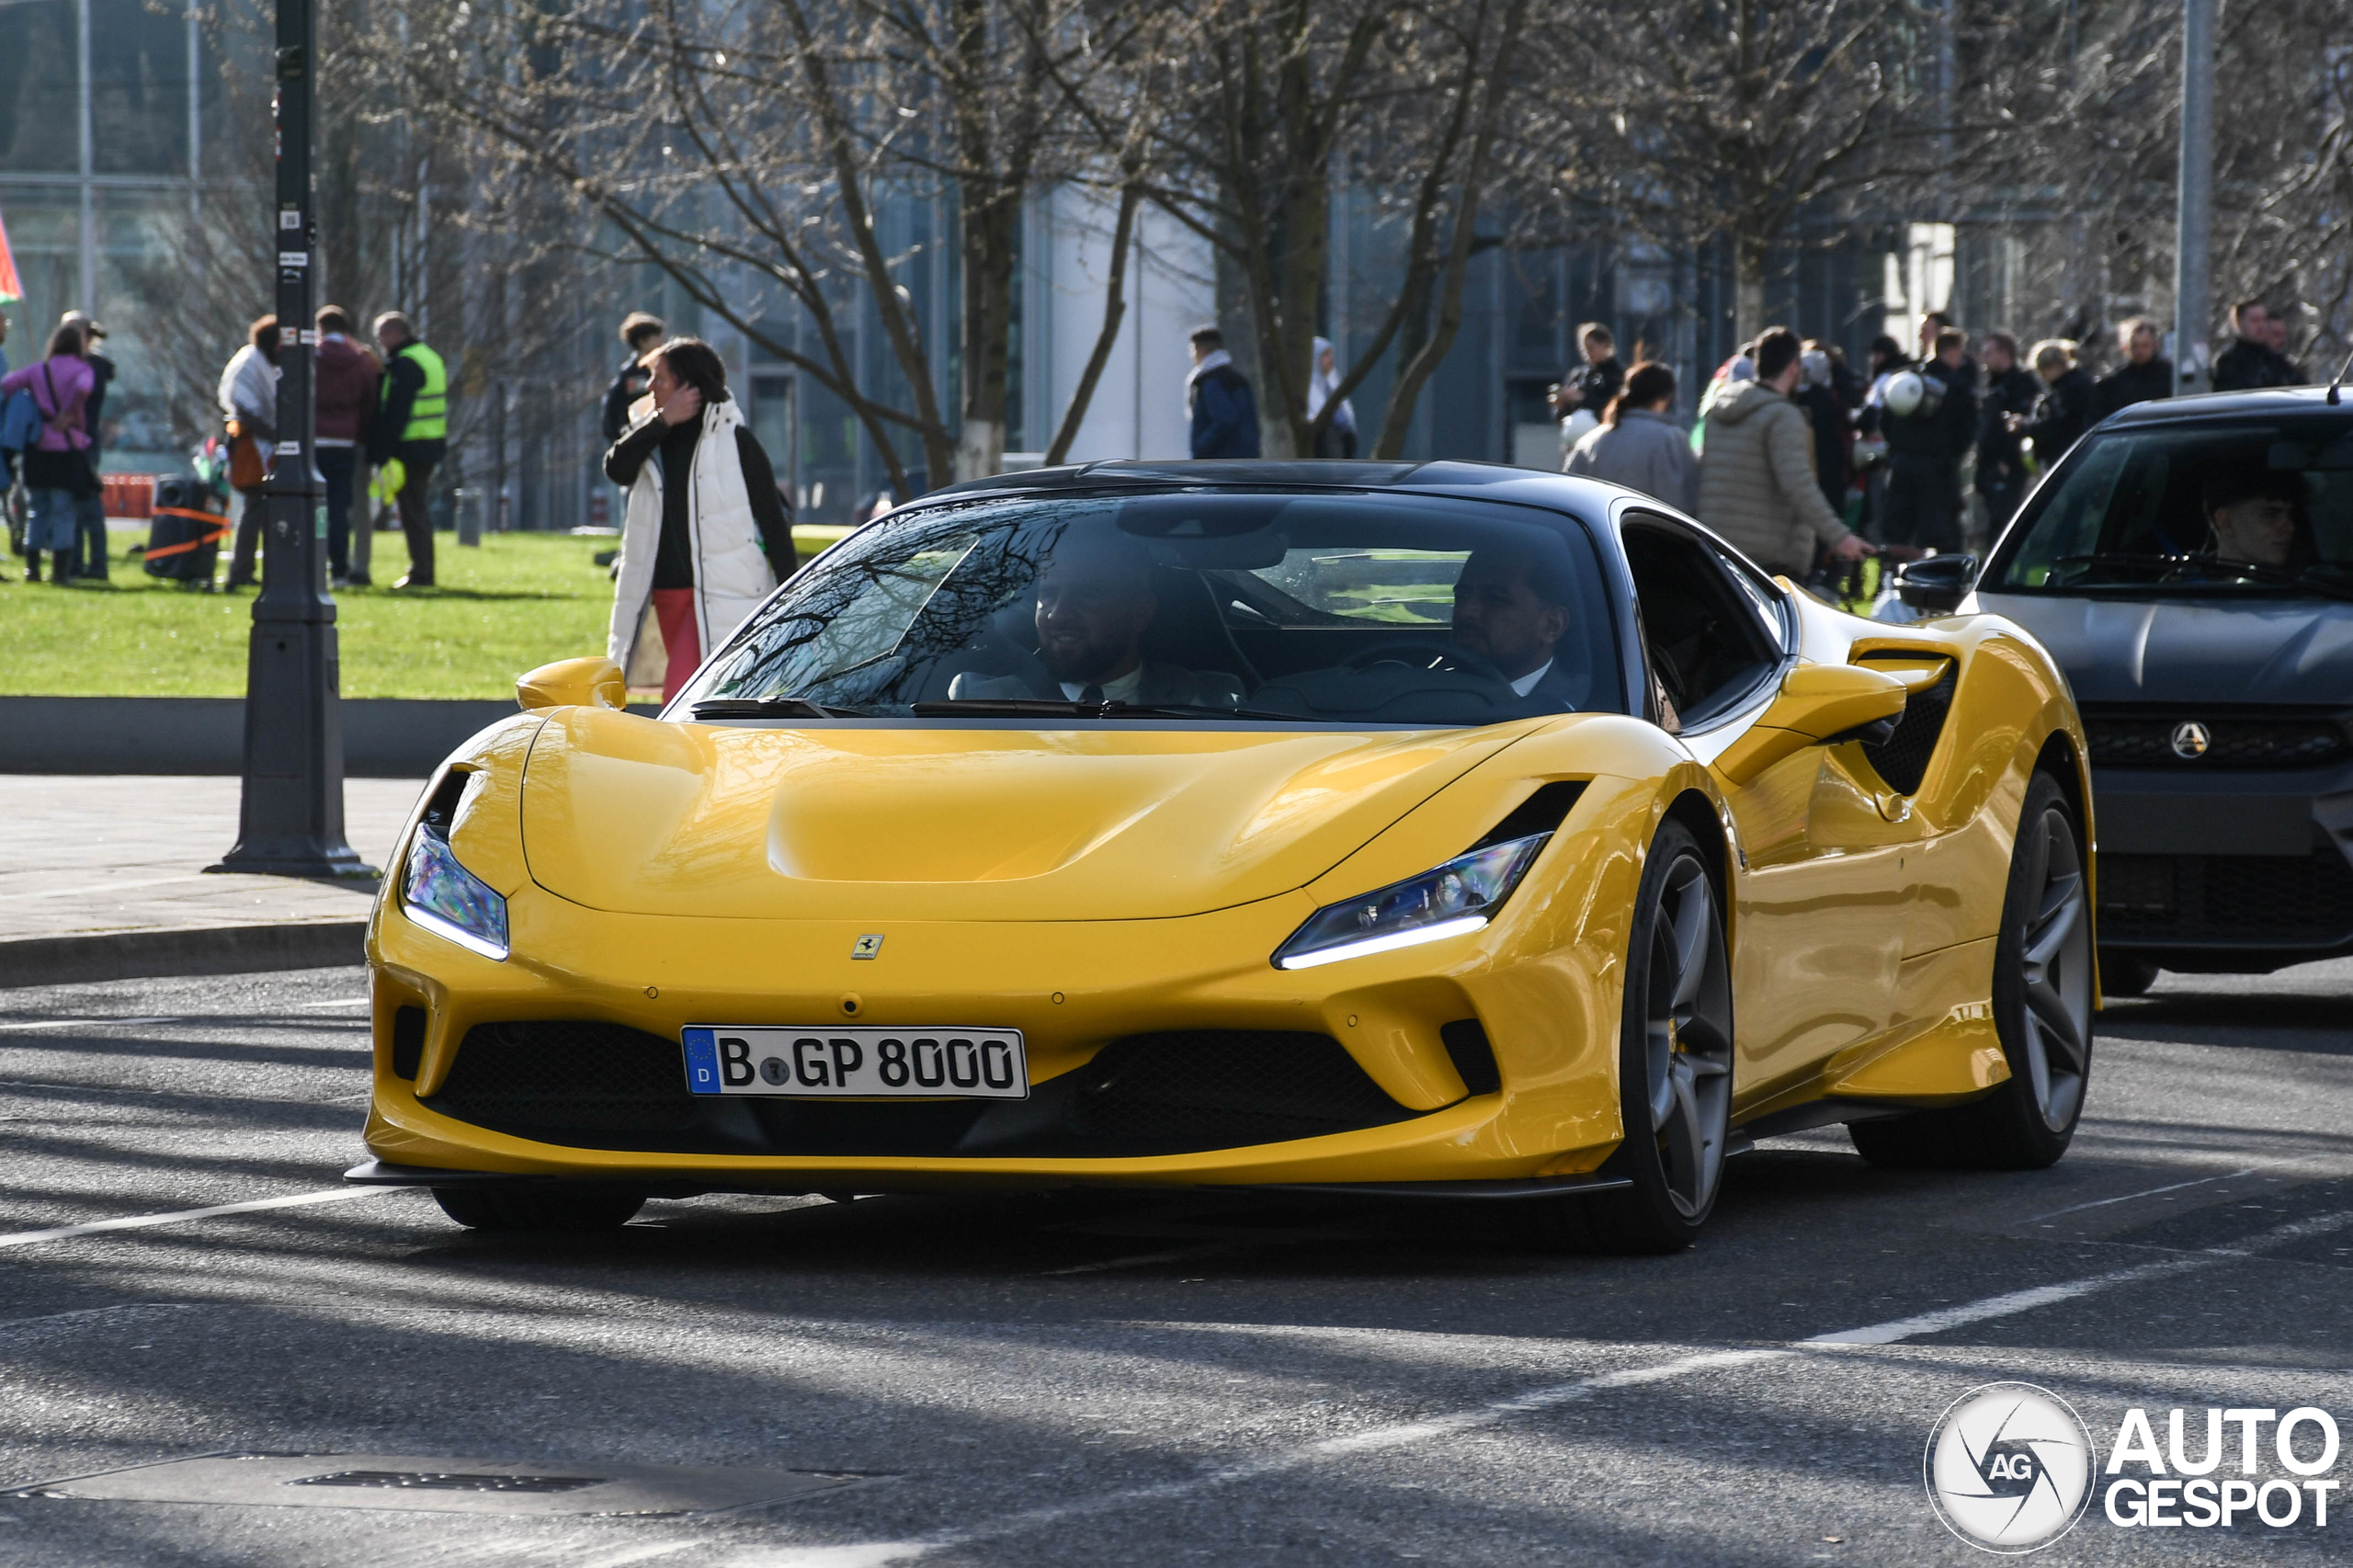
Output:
[1450, 546, 1581, 705]
[2202, 470, 2304, 570]
[949, 534, 1240, 706]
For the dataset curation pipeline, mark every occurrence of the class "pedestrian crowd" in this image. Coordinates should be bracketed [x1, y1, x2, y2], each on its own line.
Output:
[1531, 294, 2317, 593]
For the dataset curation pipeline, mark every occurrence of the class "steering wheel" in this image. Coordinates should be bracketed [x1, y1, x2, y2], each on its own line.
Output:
[1345, 641, 1510, 685]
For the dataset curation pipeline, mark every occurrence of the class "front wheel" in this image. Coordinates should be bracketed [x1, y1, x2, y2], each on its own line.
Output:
[1851, 771, 2093, 1170]
[433, 1185, 646, 1232]
[2098, 949, 2159, 998]
[1533, 819, 1733, 1253]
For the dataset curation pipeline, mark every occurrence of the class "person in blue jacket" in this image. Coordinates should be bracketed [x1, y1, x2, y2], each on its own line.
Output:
[1186, 327, 1260, 459]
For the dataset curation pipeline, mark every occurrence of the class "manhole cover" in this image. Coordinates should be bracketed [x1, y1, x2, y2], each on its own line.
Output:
[9, 1452, 859, 1516]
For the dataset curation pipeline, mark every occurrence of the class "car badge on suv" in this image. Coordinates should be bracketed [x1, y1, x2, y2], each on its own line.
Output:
[2169, 721, 2211, 759]
[851, 934, 884, 960]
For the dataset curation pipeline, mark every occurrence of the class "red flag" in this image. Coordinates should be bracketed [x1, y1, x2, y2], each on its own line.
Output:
[0, 203, 21, 305]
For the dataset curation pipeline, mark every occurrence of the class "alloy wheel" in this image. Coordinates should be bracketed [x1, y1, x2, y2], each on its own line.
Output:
[1643, 853, 1734, 1217]
[2015, 804, 2093, 1131]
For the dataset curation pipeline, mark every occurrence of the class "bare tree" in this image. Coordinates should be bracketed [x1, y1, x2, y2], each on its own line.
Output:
[1534, 0, 1931, 344]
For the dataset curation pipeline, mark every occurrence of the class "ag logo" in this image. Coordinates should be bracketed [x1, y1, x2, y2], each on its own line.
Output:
[1925, 1381, 2096, 1552]
[2170, 721, 2211, 759]
[851, 934, 884, 960]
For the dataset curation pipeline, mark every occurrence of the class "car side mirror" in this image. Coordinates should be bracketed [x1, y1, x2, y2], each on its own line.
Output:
[1894, 551, 1977, 613]
[1713, 663, 1913, 785]
[517, 657, 627, 712]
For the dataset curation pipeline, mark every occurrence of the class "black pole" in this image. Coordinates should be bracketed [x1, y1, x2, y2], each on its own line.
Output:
[210, 0, 373, 881]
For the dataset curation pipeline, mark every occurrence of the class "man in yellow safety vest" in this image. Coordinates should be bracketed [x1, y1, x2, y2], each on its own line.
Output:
[367, 311, 449, 589]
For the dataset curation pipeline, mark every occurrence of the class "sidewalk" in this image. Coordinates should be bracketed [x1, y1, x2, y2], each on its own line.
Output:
[0, 777, 427, 988]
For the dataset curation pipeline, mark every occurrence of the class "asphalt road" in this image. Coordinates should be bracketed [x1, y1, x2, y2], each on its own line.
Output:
[3, 961, 2351, 1566]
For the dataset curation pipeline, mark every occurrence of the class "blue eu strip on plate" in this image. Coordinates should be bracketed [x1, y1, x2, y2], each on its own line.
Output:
[681, 1028, 721, 1096]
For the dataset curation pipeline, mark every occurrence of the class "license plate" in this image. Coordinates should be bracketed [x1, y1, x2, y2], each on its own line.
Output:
[681, 1026, 1029, 1099]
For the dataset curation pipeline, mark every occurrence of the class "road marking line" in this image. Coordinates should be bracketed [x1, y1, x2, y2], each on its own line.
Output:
[2022, 1165, 2259, 1222]
[0, 1187, 396, 1250]
[736, 1208, 2353, 1567]
[1040, 1245, 1234, 1276]
[295, 997, 371, 1010]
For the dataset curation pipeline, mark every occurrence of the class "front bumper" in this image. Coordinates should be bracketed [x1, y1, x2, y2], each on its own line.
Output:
[362, 874, 1632, 1190]
[2091, 761, 2353, 962]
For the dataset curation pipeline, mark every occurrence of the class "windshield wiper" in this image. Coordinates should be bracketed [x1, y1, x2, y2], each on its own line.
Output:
[689, 698, 866, 720]
[910, 698, 1305, 722]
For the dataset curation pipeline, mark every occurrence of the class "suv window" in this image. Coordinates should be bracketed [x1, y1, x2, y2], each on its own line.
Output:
[1993, 416, 2353, 599]
[1621, 518, 1785, 729]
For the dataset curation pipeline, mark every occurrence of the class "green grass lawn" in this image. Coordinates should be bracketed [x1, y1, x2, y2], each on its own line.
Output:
[3, 528, 835, 699]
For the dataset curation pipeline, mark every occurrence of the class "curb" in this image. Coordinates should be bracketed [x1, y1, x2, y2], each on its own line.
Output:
[0, 921, 369, 990]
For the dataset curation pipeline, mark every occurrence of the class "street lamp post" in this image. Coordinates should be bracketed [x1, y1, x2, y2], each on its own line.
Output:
[210, 0, 373, 881]
[2173, 0, 2214, 397]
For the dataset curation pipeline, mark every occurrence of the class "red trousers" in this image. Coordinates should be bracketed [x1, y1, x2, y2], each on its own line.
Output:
[651, 588, 700, 702]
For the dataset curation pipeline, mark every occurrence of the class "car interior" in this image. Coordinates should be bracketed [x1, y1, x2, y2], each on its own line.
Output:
[702, 492, 1632, 724]
[1619, 517, 1787, 731]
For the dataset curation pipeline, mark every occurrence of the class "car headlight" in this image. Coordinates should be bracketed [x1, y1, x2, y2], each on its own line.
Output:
[1272, 833, 1551, 971]
[402, 825, 510, 960]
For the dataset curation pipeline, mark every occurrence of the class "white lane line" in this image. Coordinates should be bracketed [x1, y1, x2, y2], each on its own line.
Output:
[1806, 1209, 2353, 1345]
[1040, 1245, 1234, 1277]
[0, 1187, 396, 1250]
[736, 1207, 2353, 1567]
[2022, 1165, 2259, 1222]
[295, 997, 371, 1010]
[0, 1002, 367, 1036]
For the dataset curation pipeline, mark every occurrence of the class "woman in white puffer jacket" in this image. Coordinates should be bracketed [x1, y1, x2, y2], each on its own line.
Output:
[603, 338, 797, 700]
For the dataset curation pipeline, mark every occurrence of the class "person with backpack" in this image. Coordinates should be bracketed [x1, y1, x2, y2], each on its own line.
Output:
[60, 312, 115, 579]
[217, 316, 281, 589]
[0, 321, 97, 585]
[368, 311, 449, 589]
[1878, 327, 1978, 553]
[1186, 327, 1260, 459]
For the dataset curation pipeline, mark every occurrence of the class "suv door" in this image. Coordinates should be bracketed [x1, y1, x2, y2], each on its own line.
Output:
[1620, 514, 1921, 1090]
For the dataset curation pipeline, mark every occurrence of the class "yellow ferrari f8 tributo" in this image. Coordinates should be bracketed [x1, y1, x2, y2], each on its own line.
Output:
[353, 462, 2097, 1252]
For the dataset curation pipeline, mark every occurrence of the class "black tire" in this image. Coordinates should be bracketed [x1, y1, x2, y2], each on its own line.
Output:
[1850, 772, 2093, 1171]
[1533, 819, 1734, 1254]
[432, 1185, 646, 1232]
[2098, 950, 2160, 998]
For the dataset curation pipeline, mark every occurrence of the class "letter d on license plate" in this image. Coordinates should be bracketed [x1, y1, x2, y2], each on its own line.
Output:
[682, 1026, 1028, 1099]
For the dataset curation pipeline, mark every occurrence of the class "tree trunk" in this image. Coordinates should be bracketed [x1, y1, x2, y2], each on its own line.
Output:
[958, 185, 1021, 481]
[1733, 233, 1769, 347]
[1373, 0, 1526, 458]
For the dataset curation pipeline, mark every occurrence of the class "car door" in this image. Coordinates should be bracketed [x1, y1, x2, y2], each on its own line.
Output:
[1619, 515, 1920, 1093]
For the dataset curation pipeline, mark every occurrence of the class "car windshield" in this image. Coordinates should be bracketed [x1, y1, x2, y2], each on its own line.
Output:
[678, 489, 1626, 726]
[1993, 416, 2353, 600]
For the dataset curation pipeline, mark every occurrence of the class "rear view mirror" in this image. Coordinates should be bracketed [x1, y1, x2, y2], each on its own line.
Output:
[1894, 552, 1977, 613]
[517, 657, 627, 712]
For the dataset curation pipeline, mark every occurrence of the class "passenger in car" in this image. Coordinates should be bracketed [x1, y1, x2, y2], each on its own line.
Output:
[2202, 470, 2306, 571]
[1449, 547, 1584, 706]
[949, 535, 1243, 706]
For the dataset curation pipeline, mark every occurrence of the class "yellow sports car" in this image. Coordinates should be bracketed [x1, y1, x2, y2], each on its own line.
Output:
[352, 461, 2097, 1252]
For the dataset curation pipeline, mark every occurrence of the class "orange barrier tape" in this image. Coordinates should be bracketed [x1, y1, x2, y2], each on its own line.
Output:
[142, 506, 234, 560]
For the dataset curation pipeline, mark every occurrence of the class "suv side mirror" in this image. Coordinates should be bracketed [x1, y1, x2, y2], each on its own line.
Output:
[517, 657, 627, 712]
[1894, 552, 1977, 613]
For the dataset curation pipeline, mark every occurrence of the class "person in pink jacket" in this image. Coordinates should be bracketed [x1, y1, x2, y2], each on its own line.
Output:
[0, 322, 97, 584]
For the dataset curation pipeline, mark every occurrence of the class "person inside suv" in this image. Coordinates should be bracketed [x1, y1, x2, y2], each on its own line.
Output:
[2203, 470, 2306, 572]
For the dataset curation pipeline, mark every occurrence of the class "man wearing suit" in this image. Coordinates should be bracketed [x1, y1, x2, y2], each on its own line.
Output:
[949, 534, 1240, 707]
[1449, 546, 1584, 709]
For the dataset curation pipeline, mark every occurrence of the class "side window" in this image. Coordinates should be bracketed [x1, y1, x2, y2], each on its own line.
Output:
[1620, 519, 1783, 729]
